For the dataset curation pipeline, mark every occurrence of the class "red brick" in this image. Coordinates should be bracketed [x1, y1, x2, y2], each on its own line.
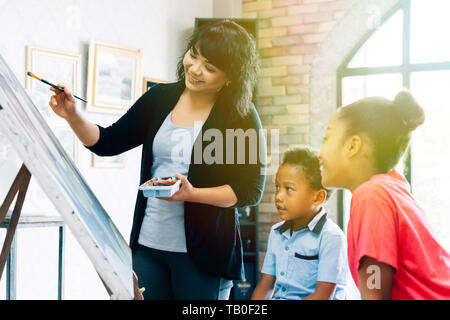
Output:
[271, 14, 303, 27]
[259, 38, 272, 49]
[243, 0, 272, 12]
[258, 85, 286, 97]
[272, 75, 302, 86]
[259, 27, 288, 38]
[259, 57, 272, 68]
[272, 55, 303, 66]
[258, 96, 274, 106]
[273, 94, 303, 106]
[287, 3, 320, 15]
[286, 104, 309, 114]
[258, 19, 272, 29]
[260, 66, 287, 77]
[243, 11, 258, 19]
[260, 47, 287, 58]
[272, 0, 297, 8]
[258, 105, 288, 116]
[257, 7, 287, 19]
[272, 34, 303, 47]
[287, 44, 319, 55]
[286, 86, 302, 95]
[288, 23, 320, 35]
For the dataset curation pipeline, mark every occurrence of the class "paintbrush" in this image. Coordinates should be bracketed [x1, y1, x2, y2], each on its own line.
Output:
[26, 72, 88, 103]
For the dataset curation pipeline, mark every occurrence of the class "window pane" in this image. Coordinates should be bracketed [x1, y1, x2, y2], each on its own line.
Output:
[411, 0, 450, 63]
[410, 70, 450, 251]
[348, 10, 403, 68]
[342, 73, 403, 105]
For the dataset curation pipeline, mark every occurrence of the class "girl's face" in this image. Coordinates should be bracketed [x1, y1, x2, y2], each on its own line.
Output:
[183, 45, 228, 95]
[318, 112, 352, 189]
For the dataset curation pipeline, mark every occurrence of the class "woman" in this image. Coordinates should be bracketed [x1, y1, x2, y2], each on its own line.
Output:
[319, 91, 450, 299]
[48, 20, 266, 300]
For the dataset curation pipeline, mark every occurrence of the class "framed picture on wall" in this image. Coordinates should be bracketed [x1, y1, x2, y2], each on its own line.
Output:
[86, 41, 142, 114]
[142, 77, 169, 94]
[91, 153, 126, 168]
[26, 46, 82, 126]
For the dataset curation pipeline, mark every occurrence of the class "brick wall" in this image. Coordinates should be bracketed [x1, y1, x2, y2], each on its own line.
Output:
[242, 0, 354, 270]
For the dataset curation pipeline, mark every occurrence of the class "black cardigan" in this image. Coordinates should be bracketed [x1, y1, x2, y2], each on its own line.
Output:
[84, 81, 266, 280]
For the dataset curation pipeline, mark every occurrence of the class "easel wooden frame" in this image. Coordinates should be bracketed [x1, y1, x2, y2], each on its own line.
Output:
[0, 164, 143, 300]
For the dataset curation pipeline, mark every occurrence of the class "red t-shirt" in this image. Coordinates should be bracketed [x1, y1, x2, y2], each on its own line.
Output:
[347, 170, 450, 299]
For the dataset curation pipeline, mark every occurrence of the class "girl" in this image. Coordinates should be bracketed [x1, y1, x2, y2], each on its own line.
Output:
[319, 91, 450, 299]
[48, 20, 266, 300]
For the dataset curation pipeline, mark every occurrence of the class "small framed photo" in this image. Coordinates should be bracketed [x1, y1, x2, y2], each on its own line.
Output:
[86, 41, 142, 114]
[91, 153, 126, 168]
[26, 46, 82, 126]
[142, 77, 169, 94]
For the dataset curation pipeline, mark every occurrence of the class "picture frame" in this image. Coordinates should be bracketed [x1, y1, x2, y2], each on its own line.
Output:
[26, 46, 82, 126]
[91, 153, 126, 168]
[142, 77, 169, 94]
[86, 41, 142, 114]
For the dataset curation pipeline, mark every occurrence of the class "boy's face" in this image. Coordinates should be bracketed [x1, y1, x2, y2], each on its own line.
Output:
[275, 164, 320, 222]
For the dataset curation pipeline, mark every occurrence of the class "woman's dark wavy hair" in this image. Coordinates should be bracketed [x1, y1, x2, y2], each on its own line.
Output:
[338, 90, 425, 173]
[176, 20, 259, 119]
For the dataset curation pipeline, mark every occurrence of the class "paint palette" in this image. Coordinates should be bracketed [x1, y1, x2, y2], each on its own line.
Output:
[139, 176, 181, 198]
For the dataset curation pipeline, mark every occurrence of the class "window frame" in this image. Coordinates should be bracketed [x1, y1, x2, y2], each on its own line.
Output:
[336, 0, 450, 229]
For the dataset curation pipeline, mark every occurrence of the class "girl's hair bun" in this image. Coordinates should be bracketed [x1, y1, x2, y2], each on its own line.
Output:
[392, 90, 425, 132]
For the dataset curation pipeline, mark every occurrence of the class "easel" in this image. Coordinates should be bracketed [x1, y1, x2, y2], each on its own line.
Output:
[0, 163, 143, 300]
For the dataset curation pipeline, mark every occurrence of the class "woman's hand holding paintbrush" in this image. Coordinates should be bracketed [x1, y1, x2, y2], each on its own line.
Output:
[47, 83, 101, 147]
[48, 83, 77, 121]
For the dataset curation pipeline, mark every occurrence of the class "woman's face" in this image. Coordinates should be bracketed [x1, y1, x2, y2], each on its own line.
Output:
[183, 45, 228, 95]
[318, 112, 352, 189]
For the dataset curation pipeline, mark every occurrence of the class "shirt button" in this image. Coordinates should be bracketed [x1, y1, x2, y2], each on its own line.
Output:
[282, 287, 286, 292]
[285, 246, 289, 251]
[280, 272, 285, 276]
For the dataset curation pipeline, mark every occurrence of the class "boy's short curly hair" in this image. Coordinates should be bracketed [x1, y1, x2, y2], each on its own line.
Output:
[281, 146, 332, 200]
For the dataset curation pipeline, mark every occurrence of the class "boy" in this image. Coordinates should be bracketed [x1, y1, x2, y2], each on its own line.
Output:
[251, 147, 348, 300]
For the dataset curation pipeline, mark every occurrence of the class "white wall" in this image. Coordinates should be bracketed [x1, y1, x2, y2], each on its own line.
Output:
[0, 0, 213, 300]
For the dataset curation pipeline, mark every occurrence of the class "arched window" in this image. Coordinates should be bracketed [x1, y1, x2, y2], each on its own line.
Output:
[338, 0, 450, 250]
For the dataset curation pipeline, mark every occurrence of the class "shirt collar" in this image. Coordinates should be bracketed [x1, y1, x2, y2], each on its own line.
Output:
[275, 207, 327, 235]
